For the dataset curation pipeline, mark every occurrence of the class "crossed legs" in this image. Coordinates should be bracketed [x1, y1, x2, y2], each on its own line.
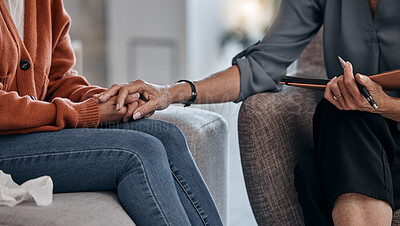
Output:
[295, 99, 398, 225]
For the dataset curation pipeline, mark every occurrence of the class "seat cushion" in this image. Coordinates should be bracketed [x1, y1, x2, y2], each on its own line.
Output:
[0, 192, 135, 226]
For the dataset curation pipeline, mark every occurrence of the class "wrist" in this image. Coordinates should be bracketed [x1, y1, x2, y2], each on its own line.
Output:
[169, 81, 195, 105]
[378, 96, 399, 115]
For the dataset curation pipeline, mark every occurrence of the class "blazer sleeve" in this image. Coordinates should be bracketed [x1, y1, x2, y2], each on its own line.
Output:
[232, 0, 324, 102]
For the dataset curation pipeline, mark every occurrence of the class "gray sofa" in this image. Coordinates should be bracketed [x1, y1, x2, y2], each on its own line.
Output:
[0, 106, 228, 225]
[238, 29, 400, 225]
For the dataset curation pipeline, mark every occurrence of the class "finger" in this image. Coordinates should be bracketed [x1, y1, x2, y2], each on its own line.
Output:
[123, 102, 139, 122]
[118, 106, 128, 122]
[144, 110, 155, 118]
[115, 87, 130, 111]
[356, 73, 377, 91]
[0, 83, 3, 90]
[324, 77, 335, 102]
[132, 100, 158, 120]
[137, 99, 148, 119]
[329, 78, 346, 110]
[337, 76, 357, 110]
[98, 84, 121, 103]
[116, 86, 142, 111]
[343, 62, 359, 97]
[92, 91, 105, 99]
[325, 82, 342, 110]
[124, 93, 141, 105]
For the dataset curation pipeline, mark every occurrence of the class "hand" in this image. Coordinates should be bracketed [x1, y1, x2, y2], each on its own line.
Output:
[97, 96, 127, 126]
[324, 61, 390, 113]
[97, 94, 142, 126]
[122, 99, 155, 122]
[94, 80, 171, 120]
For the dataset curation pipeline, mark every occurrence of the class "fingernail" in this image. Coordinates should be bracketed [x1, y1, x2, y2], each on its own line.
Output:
[123, 118, 128, 123]
[346, 62, 350, 67]
[132, 93, 140, 99]
[116, 104, 120, 111]
[358, 74, 366, 81]
[133, 112, 142, 120]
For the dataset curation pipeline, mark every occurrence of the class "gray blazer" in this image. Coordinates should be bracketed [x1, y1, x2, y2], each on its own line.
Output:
[233, 0, 400, 102]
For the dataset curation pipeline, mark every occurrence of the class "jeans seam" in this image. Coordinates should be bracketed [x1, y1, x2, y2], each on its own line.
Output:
[0, 148, 170, 225]
[171, 170, 207, 226]
[0, 148, 135, 161]
[120, 154, 170, 226]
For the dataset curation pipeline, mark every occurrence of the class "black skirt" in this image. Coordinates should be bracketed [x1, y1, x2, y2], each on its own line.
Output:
[295, 99, 400, 226]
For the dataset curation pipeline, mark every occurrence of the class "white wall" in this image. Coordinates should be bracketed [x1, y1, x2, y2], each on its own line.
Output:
[106, 0, 186, 86]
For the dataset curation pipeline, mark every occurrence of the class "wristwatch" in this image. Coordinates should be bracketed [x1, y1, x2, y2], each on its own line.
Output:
[176, 80, 197, 107]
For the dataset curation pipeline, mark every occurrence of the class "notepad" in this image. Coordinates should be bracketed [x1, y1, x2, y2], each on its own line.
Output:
[280, 69, 400, 91]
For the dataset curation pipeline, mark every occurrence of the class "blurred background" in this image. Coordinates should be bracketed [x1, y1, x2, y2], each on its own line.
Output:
[64, 0, 279, 225]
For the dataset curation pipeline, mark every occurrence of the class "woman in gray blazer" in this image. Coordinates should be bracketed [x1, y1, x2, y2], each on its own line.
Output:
[97, 0, 400, 225]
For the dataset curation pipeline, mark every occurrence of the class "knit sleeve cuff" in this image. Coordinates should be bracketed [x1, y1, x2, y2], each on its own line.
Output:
[73, 98, 100, 128]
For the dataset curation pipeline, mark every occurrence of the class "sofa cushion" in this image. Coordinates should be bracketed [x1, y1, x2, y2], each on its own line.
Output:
[0, 192, 134, 226]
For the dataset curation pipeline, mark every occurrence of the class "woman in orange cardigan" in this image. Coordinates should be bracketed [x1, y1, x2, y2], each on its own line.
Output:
[0, 0, 223, 225]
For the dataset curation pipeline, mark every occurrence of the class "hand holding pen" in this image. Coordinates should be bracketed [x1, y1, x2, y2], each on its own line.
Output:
[323, 57, 386, 112]
[338, 56, 378, 110]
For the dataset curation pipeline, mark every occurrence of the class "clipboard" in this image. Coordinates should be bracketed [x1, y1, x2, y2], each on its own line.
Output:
[280, 69, 400, 91]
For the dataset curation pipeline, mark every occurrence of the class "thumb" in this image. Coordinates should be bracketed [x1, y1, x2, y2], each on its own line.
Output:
[356, 74, 374, 89]
[132, 101, 157, 120]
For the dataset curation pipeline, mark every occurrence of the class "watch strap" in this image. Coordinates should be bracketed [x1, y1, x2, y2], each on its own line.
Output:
[177, 80, 197, 107]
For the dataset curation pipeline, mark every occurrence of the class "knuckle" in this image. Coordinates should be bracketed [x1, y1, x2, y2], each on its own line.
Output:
[111, 84, 120, 89]
[119, 86, 128, 93]
[154, 99, 161, 107]
[344, 80, 352, 87]
[136, 79, 145, 84]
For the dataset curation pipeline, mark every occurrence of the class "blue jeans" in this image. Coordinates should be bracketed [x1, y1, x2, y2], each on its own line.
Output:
[0, 119, 223, 226]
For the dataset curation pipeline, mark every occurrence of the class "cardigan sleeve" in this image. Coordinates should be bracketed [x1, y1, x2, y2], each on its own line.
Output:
[45, 3, 106, 103]
[232, 0, 324, 102]
[0, 90, 99, 135]
[0, 1, 104, 135]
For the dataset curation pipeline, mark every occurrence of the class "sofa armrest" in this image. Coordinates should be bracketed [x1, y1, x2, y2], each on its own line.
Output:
[152, 105, 228, 223]
[238, 86, 322, 225]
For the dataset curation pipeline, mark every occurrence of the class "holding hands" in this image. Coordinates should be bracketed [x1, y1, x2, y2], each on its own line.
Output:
[94, 80, 177, 125]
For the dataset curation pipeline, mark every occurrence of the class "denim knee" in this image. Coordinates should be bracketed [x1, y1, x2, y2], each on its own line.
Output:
[134, 120, 189, 153]
[99, 129, 168, 165]
[158, 121, 187, 144]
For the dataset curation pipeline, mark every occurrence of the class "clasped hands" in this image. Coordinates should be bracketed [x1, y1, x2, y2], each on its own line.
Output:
[93, 80, 172, 125]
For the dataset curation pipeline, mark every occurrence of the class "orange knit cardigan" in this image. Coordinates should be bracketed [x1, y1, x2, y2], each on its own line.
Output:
[0, 0, 106, 134]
